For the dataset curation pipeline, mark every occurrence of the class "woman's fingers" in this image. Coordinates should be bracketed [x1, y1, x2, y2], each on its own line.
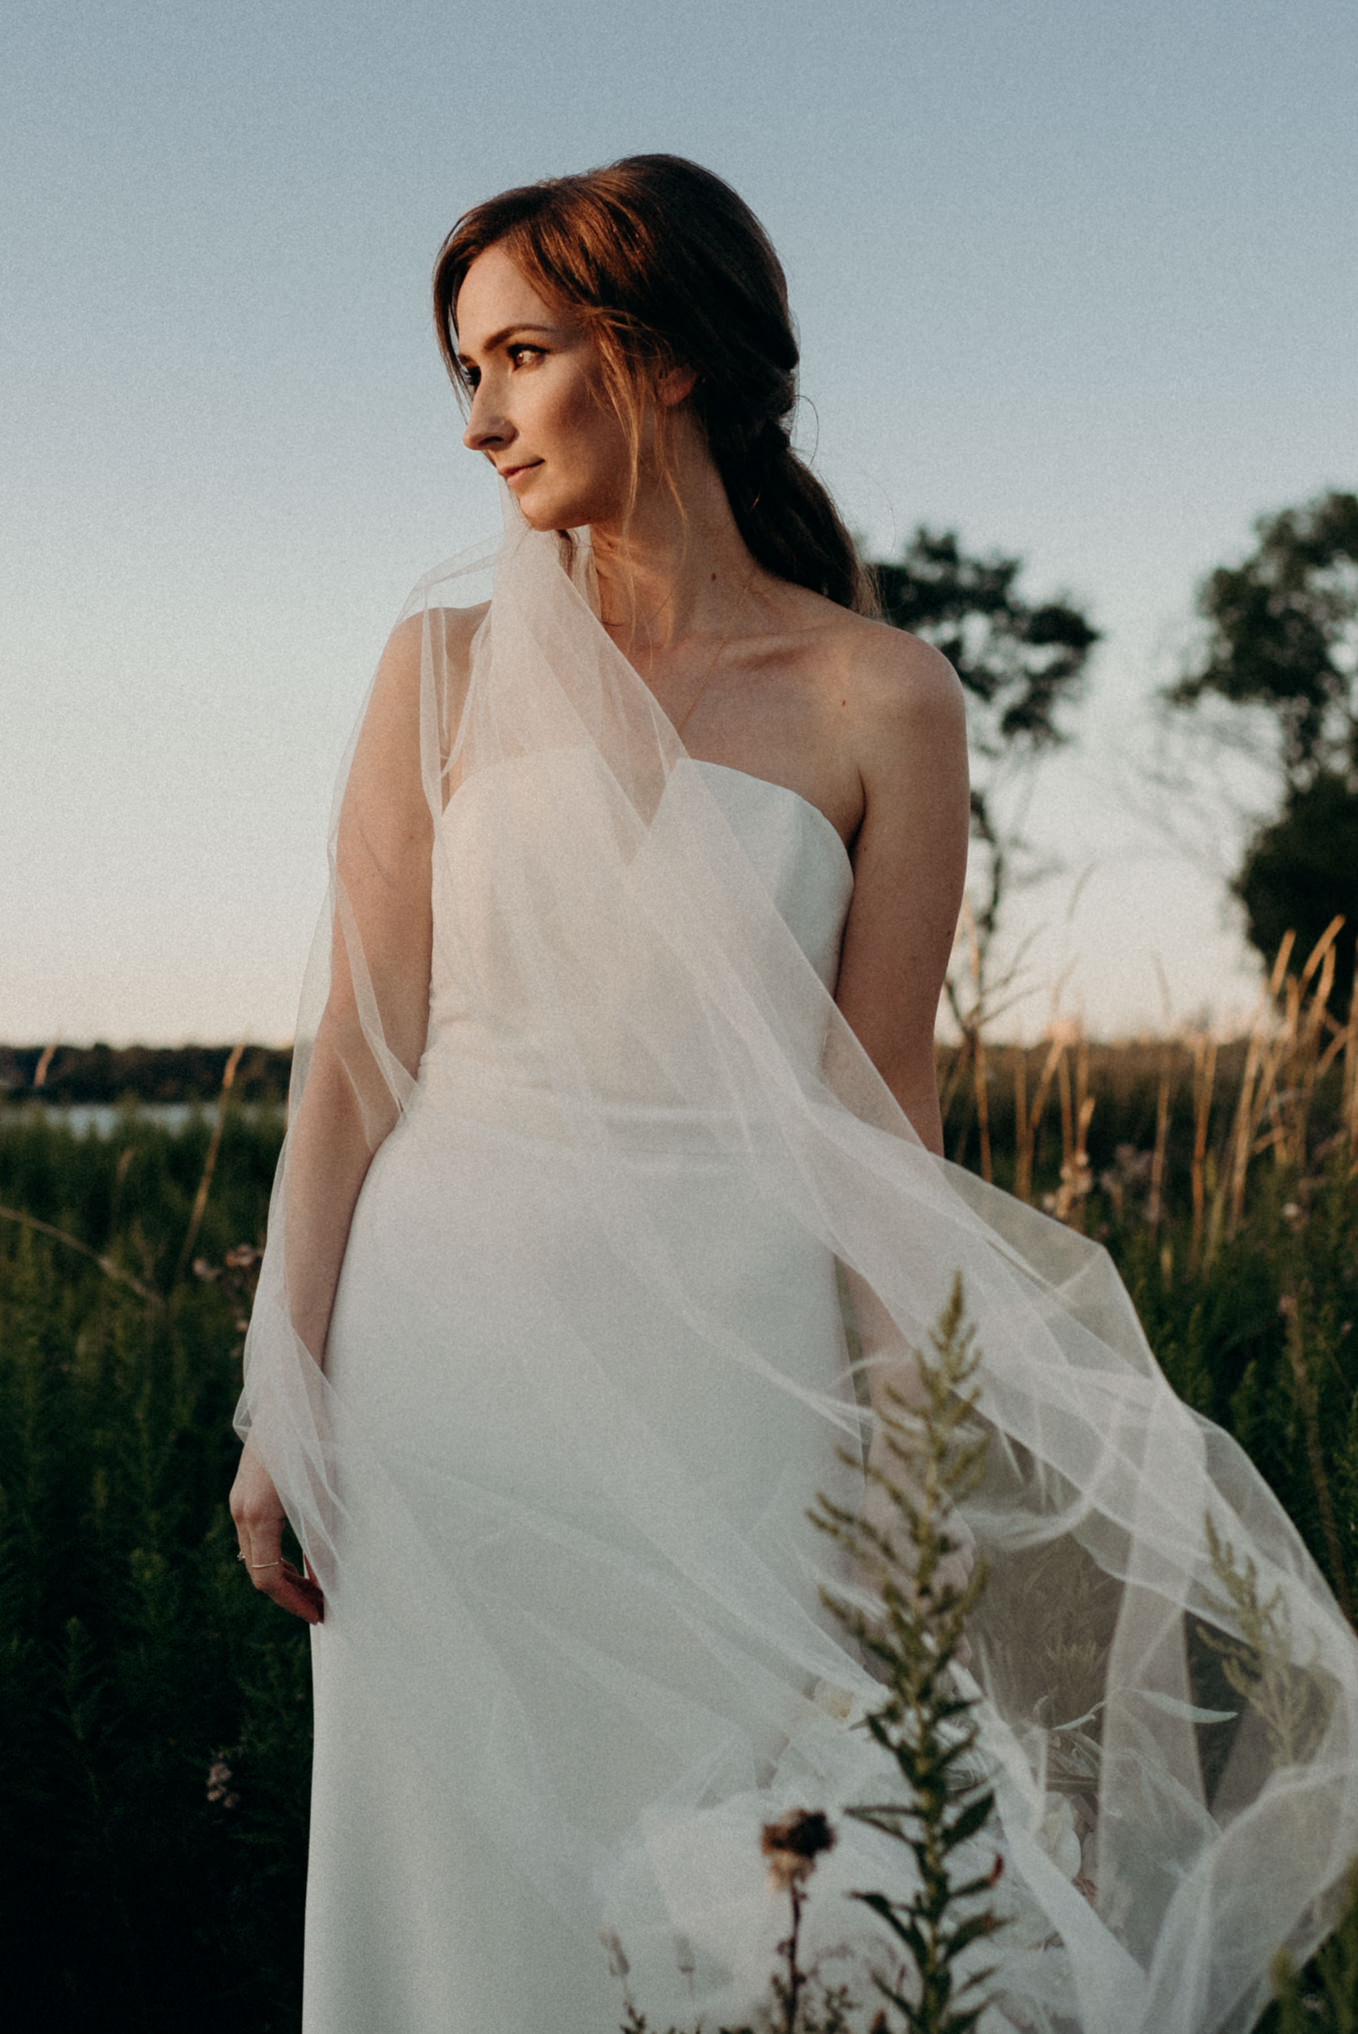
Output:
[256, 1556, 325, 1624]
[235, 1537, 325, 1624]
[229, 1441, 325, 1624]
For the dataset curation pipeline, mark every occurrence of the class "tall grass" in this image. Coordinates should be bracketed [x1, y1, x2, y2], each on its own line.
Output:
[0, 923, 1354, 2028]
[942, 924, 1358, 1616]
[0, 1100, 307, 2032]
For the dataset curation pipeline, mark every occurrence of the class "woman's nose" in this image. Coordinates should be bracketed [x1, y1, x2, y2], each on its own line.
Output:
[463, 384, 509, 453]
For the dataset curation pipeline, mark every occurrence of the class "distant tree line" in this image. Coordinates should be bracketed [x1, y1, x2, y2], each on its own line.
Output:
[0, 1043, 292, 1107]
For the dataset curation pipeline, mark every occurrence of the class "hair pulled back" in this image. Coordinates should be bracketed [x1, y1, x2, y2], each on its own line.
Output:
[433, 155, 873, 614]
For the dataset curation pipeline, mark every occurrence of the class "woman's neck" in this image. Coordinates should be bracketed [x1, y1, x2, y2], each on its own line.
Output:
[590, 431, 760, 654]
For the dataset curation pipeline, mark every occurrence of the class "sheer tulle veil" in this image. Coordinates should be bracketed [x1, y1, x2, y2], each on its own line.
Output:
[237, 500, 1358, 2033]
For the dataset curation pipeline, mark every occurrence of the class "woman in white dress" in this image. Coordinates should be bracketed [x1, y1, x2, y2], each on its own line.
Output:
[230, 157, 1358, 2034]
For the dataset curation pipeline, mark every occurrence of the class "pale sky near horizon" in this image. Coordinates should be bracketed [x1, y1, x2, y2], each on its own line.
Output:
[2, 0, 1355, 1045]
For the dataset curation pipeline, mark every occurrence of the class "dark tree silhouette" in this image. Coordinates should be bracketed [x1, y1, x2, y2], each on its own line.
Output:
[1169, 491, 1358, 787]
[872, 529, 1099, 1027]
[1168, 491, 1358, 1008]
[1236, 775, 1358, 1012]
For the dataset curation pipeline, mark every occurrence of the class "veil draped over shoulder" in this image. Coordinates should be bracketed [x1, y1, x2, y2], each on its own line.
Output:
[238, 506, 1358, 2034]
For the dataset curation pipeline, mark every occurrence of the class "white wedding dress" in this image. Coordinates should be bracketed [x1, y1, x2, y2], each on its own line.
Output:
[239, 510, 1358, 2034]
[304, 761, 863, 2033]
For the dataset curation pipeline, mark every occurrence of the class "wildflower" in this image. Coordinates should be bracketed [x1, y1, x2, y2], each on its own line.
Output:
[760, 1808, 836, 1894]
[1044, 1152, 1093, 1221]
[205, 1757, 239, 1809]
[1099, 1144, 1153, 1216]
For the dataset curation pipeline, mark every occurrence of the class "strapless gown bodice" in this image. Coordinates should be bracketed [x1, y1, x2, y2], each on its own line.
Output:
[422, 755, 854, 1111]
[679, 761, 854, 987]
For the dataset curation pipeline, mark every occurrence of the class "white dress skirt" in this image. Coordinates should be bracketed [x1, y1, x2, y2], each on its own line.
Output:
[304, 767, 870, 2033]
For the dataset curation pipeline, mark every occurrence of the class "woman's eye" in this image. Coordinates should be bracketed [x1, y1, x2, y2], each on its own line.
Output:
[508, 345, 544, 368]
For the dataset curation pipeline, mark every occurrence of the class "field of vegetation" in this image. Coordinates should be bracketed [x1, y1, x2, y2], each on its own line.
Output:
[2, 934, 1356, 2031]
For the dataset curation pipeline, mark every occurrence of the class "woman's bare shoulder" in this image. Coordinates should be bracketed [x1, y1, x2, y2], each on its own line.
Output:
[380, 600, 491, 675]
[436, 599, 492, 654]
[779, 587, 964, 746]
[364, 601, 491, 746]
[840, 611, 960, 716]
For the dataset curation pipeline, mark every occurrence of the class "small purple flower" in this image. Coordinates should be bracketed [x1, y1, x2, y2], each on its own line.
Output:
[206, 1758, 239, 1810]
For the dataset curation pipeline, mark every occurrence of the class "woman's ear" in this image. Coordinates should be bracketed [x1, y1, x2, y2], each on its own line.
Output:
[656, 363, 698, 408]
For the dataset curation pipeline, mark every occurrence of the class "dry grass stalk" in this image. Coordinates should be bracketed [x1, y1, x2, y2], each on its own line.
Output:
[174, 1042, 246, 1286]
[1040, 1033, 1092, 1225]
[1344, 993, 1358, 1160]
[0, 1202, 160, 1306]
[941, 900, 1038, 1179]
[1057, 1038, 1074, 1166]
[1280, 1294, 1353, 1625]
[943, 925, 1352, 1251]
[1147, 1043, 1173, 1233]
[1010, 1045, 1028, 1200]
[1189, 1033, 1217, 1272]
[939, 904, 991, 1171]
[1071, 1036, 1095, 1230]
[1287, 920, 1344, 1165]
[1224, 1016, 1269, 1239]
[1196, 923, 1349, 1262]
[1220, 924, 1346, 1234]
[937, 1040, 968, 1132]
[1013, 1034, 1066, 1205]
[1220, 931, 1302, 1236]
[972, 1027, 992, 1185]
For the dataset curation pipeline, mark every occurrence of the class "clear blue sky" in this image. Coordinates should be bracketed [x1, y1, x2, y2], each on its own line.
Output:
[3, 0, 1354, 1042]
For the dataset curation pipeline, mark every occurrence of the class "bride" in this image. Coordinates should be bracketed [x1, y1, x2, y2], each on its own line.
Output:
[230, 156, 1358, 2034]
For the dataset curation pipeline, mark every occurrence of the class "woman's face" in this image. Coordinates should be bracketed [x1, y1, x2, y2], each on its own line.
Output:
[455, 244, 635, 531]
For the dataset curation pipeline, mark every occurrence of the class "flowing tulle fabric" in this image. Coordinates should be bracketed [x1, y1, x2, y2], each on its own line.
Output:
[237, 504, 1358, 2034]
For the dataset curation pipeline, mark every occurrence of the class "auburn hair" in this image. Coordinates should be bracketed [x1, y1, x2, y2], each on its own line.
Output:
[432, 154, 874, 614]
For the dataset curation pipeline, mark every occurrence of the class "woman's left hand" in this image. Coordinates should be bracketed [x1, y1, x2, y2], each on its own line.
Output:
[229, 1437, 325, 1624]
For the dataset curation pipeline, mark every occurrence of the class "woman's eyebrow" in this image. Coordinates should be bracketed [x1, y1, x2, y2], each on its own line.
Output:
[457, 322, 559, 367]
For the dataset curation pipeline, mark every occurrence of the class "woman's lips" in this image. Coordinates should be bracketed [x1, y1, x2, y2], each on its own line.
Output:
[499, 462, 541, 487]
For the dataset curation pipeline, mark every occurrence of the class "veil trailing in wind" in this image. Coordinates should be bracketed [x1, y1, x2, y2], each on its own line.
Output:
[237, 503, 1358, 2034]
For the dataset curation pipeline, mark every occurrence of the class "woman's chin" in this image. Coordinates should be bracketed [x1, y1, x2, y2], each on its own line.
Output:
[516, 500, 565, 532]
[510, 477, 629, 536]
[510, 484, 569, 532]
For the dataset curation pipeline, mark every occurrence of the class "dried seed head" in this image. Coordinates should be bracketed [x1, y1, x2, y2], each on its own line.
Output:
[761, 1807, 837, 1891]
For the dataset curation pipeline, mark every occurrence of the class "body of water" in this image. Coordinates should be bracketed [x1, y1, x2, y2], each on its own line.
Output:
[0, 1101, 274, 1138]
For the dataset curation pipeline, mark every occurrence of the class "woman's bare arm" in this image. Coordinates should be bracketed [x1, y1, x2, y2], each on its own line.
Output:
[834, 626, 970, 1156]
[828, 623, 970, 1496]
[230, 612, 453, 1620]
[282, 615, 440, 1355]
